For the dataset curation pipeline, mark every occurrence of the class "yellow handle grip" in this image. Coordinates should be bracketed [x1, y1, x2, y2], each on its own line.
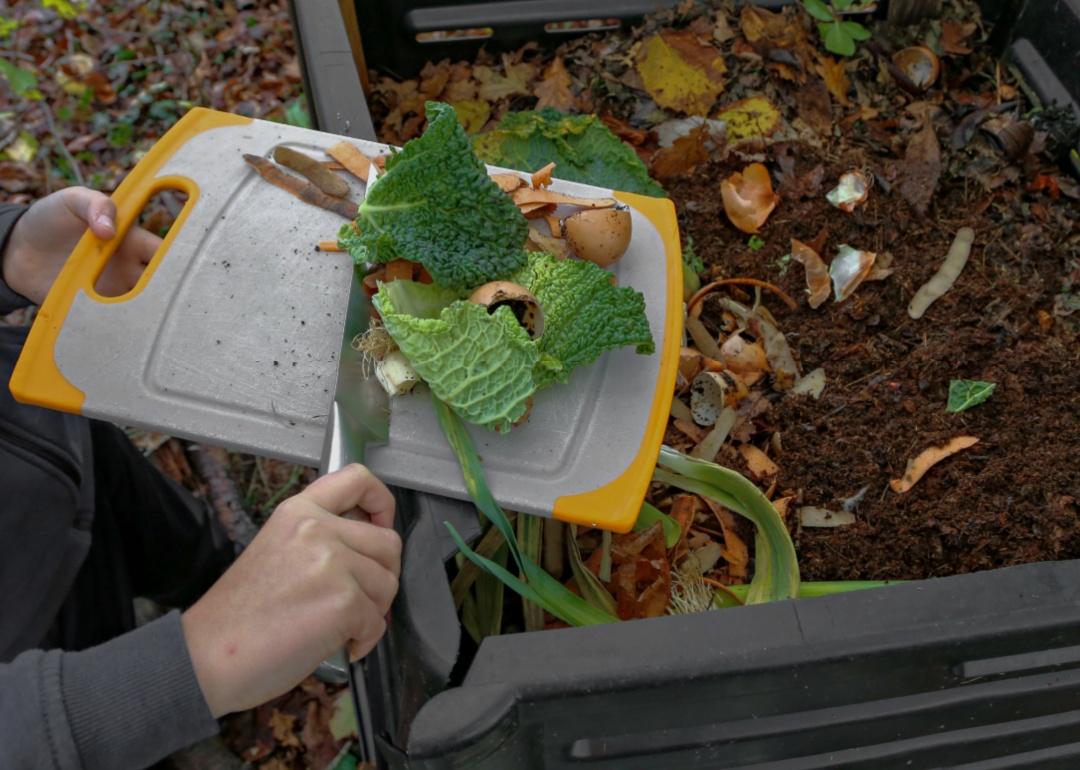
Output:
[10, 107, 251, 413]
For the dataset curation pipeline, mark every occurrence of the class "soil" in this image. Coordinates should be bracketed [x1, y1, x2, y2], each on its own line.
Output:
[666, 149, 1080, 581]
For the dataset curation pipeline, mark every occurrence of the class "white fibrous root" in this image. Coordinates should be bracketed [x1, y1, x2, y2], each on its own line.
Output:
[908, 227, 975, 319]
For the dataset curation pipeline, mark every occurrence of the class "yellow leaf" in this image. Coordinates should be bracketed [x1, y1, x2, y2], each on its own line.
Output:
[716, 96, 781, 143]
[451, 99, 491, 134]
[4, 131, 38, 163]
[636, 29, 726, 116]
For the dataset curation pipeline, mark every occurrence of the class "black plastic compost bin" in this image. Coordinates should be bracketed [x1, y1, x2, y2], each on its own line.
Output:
[289, 0, 1080, 766]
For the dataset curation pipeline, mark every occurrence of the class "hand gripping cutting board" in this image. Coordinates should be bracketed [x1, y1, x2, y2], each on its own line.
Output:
[10, 108, 682, 532]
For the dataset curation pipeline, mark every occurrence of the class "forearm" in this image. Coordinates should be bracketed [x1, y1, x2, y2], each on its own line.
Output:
[0, 204, 32, 314]
[0, 611, 218, 770]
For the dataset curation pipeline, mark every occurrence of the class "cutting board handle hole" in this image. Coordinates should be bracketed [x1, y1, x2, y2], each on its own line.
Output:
[93, 186, 189, 298]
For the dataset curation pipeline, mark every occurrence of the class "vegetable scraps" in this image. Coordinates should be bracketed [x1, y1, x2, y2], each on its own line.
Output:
[339, 101, 529, 290]
[474, 108, 666, 198]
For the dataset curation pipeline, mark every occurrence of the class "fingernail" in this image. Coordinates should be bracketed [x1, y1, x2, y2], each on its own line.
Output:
[95, 214, 115, 232]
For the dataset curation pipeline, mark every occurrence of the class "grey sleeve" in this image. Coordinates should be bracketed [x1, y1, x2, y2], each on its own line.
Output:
[0, 611, 219, 770]
[0, 204, 32, 315]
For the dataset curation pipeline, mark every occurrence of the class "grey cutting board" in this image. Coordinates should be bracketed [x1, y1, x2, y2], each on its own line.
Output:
[13, 108, 679, 526]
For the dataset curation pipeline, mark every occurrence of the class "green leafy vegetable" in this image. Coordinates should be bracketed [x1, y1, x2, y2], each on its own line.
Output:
[474, 109, 666, 198]
[947, 379, 996, 413]
[374, 252, 653, 430]
[374, 284, 539, 432]
[513, 251, 654, 388]
[654, 446, 799, 604]
[342, 102, 528, 290]
[434, 396, 618, 627]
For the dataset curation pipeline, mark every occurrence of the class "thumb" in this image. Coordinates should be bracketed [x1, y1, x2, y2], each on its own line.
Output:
[62, 187, 118, 239]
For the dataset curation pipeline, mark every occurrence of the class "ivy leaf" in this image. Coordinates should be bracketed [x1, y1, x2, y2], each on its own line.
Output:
[947, 379, 996, 413]
[802, 0, 836, 22]
[822, 22, 856, 56]
[842, 20, 872, 41]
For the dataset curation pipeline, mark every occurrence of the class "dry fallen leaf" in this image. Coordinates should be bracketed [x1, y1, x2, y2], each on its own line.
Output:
[650, 125, 711, 179]
[941, 20, 978, 55]
[721, 162, 779, 233]
[815, 55, 852, 107]
[791, 238, 830, 309]
[716, 96, 781, 143]
[636, 28, 727, 115]
[738, 444, 778, 478]
[899, 119, 942, 217]
[268, 709, 302, 749]
[890, 436, 980, 493]
[474, 61, 536, 101]
[534, 56, 575, 111]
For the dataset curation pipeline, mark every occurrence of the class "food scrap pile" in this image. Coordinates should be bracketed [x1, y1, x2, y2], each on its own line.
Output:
[369, 0, 1080, 630]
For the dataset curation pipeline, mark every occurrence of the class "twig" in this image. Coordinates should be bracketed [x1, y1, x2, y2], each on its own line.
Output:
[187, 444, 260, 547]
[40, 101, 84, 187]
[687, 278, 799, 315]
[242, 154, 358, 220]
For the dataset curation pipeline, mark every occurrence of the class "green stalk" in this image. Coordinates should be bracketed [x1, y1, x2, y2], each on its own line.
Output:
[434, 395, 617, 626]
[654, 446, 800, 604]
[517, 513, 546, 631]
[567, 525, 618, 616]
[714, 580, 899, 608]
[634, 502, 681, 548]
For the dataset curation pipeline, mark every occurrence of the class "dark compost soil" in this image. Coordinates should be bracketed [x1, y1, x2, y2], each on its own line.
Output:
[667, 150, 1080, 581]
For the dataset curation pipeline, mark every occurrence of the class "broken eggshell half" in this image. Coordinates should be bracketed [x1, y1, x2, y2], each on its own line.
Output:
[690, 370, 728, 426]
[891, 46, 940, 91]
[562, 206, 633, 268]
[826, 170, 871, 213]
[469, 281, 546, 339]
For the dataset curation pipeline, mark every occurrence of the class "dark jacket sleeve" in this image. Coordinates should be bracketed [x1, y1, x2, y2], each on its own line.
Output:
[0, 611, 219, 770]
[0, 204, 32, 315]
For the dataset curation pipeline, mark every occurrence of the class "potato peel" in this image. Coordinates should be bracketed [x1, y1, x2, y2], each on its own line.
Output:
[512, 187, 617, 209]
[491, 172, 526, 193]
[890, 436, 980, 493]
[531, 162, 556, 189]
[326, 141, 374, 183]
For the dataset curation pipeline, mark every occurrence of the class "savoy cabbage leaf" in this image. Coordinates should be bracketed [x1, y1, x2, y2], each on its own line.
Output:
[341, 102, 529, 290]
[474, 109, 666, 198]
[373, 283, 540, 432]
[514, 251, 655, 388]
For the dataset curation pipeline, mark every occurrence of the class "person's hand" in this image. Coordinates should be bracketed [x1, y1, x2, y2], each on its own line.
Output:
[181, 464, 400, 717]
[1, 186, 161, 305]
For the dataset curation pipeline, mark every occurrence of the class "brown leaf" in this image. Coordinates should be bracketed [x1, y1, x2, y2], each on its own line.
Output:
[815, 55, 852, 107]
[738, 444, 779, 478]
[650, 125, 711, 179]
[941, 20, 977, 55]
[898, 122, 941, 216]
[791, 238, 830, 309]
[721, 163, 779, 233]
[419, 59, 452, 98]
[794, 77, 832, 133]
[534, 57, 575, 111]
[474, 61, 536, 101]
[268, 709, 302, 749]
[890, 436, 979, 493]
